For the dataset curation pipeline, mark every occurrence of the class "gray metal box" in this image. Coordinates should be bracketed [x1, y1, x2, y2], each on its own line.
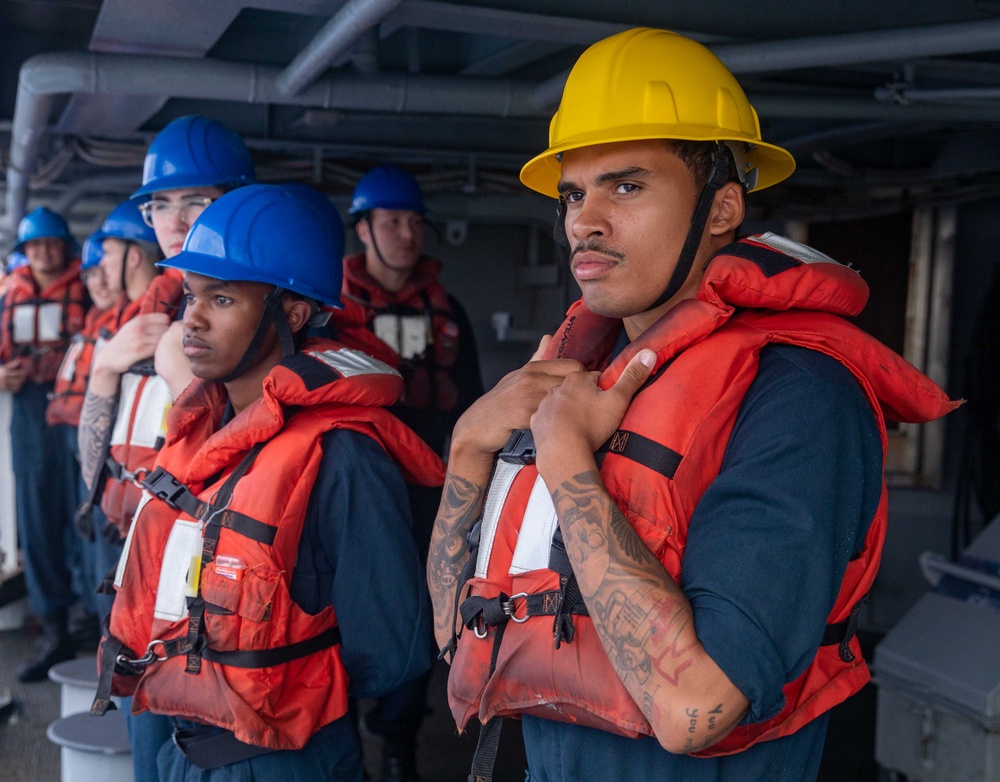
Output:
[874, 519, 1000, 781]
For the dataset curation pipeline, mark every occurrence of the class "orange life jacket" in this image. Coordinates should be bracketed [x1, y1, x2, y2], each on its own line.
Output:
[342, 253, 461, 412]
[45, 304, 118, 427]
[0, 261, 88, 384]
[101, 271, 185, 535]
[447, 233, 959, 756]
[102, 339, 445, 750]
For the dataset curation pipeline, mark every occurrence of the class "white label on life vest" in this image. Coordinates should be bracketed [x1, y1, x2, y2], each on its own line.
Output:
[509, 475, 559, 575]
[37, 303, 63, 341]
[373, 313, 428, 360]
[154, 519, 203, 622]
[475, 460, 523, 580]
[12, 304, 36, 343]
[114, 490, 154, 589]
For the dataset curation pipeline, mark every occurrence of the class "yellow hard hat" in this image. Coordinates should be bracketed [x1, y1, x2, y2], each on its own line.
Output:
[520, 28, 796, 197]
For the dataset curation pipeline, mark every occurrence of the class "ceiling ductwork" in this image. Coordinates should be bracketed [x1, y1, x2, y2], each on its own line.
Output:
[8, 6, 1000, 238]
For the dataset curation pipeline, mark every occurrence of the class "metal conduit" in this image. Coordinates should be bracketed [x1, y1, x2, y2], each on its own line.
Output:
[531, 17, 1000, 108]
[275, 0, 405, 96]
[4, 51, 544, 234]
[9, 17, 1000, 234]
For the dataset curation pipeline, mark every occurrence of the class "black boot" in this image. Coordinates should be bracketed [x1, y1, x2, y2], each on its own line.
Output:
[380, 737, 421, 782]
[67, 601, 101, 652]
[17, 611, 76, 682]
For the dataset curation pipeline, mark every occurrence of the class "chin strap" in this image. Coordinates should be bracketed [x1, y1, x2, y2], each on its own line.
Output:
[647, 144, 733, 311]
[553, 143, 741, 310]
[217, 287, 295, 384]
[361, 213, 417, 273]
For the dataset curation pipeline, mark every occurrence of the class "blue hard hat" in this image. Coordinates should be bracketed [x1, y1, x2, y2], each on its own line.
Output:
[5, 251, 28, 272]
[14, 207, 74, 254]
[81, 232, 105, 270]
[275, 182, 345, 257]
[100, 201, 158, 244]
[131, 115, 256, 200]
[348, 165, 426, 216]
[161, 184, 342, 306]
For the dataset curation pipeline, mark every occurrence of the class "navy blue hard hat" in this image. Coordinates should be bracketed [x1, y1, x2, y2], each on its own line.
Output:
[160, 184, 343, 306]
[348, 165, 426, 215]
[14, 207, 74, 254]
[131, 115, 256, 200]
[99, 201, 158, 244]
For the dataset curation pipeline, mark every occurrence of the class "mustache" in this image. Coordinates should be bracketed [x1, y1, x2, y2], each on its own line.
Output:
[570, 239, 625, 263]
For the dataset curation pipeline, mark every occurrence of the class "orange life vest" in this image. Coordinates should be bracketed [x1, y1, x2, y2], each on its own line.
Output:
[101, 271, 185, 535]
[0, 261, 88, 384]
[447, 233, 958, 756]
[45, 304, 118, 427]
[342, 253, 461, 412]
[102, 339, 445, 750]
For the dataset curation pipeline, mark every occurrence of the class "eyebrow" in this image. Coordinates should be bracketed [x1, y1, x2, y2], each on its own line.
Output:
[557, 166, 653, 195]
[182, 278, 234, 294]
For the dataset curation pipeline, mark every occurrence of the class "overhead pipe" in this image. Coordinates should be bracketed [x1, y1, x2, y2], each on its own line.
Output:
[876, 85, 1000, 104]
[532, 17, 1000, 108]
[275, 0, 405, 96]
[4, 51, 545, 235]
[11, 17, 1000, 234]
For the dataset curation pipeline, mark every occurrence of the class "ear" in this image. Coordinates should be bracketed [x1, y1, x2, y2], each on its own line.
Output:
[125, 243, 142, 270]
[283, 298, 314, 335]
[708, 182, 745, 237]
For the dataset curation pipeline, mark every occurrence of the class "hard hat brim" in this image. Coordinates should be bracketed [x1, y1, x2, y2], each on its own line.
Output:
[520, 128, 796, 198]
[159, 251, 342, 308]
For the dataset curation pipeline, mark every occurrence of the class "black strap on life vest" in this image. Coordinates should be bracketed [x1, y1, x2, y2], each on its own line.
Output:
[820, 593, 868, 663]
[594, 429, 683, 479]
[159, 441, 265, 674]
[171, 724, 274, 770]
[142, 465, 278, 547]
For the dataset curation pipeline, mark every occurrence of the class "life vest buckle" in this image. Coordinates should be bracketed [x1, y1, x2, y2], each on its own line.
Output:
[116, 638, 169, 668]
[505, 592, 529, 623]
[143, 467, 190, 510]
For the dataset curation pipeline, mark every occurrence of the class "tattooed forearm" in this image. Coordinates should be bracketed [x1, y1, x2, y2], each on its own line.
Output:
[427, 472, 485, 650]
[79, 390, 117, 489]
[549, 469, 747, 752]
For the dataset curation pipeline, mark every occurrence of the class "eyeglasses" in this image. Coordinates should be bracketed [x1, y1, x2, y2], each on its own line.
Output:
[139, 196, 214, 228]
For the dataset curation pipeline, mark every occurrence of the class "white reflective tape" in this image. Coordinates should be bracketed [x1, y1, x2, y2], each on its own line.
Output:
[57, 339, 84, 382]
[753, 232, 840, 265]
[475, 460, 523, 580]
[308, 347, 400, 378]
[113, 374, 171, 449]
[509, 476, 559, 575]
[114, 490, 153, 589]
[373, 313, 428, 360]
[12, 304, 36, 343]
[153, 519, 202, 622]
[37, 303, 62, 341]
[111, 373, 142, 447]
